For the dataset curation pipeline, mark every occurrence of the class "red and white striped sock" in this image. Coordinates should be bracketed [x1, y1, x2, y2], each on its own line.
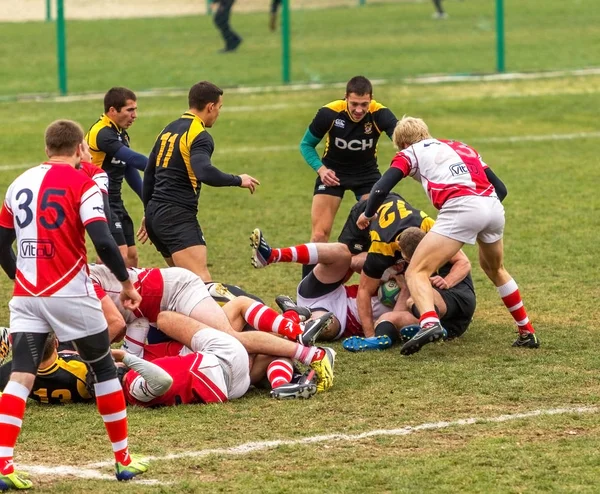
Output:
[497, 279, 535, 334]
[294, 345, 325, 365]
[419, 310, 440, 329]
[94, 378, 131, 466]
[0, 382, 29, 475]
[267, 359, 294, 389]
[269, 243, 318, 265]
[244, 302, 303, 340]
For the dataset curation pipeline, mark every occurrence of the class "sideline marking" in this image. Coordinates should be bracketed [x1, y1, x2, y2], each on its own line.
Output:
[1, 131, 600, 174]
[18, 406, 598, 481]
[3, 67, 600, 104]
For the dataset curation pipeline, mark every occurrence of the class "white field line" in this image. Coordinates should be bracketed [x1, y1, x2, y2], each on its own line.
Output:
[16, 405, 599, 482]
[5, 67, 600, 104]
[5, 84, 600, 124]
[2, 130, 599, 174]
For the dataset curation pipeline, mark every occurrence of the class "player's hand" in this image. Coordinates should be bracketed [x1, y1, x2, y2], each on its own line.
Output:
[430, 276, 449, 290]
[239, 174, 260, 194]
[136, 217, 150, 244]
[356, 212, 376, 230]
[120, 282, 142, 311]
[111, 348, 126, 362]
[317, 166, 340, 187]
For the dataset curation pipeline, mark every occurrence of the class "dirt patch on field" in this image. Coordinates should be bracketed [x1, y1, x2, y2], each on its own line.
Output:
[0, 0, 406, 22]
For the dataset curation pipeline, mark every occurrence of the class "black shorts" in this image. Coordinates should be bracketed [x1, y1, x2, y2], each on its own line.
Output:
[109, 201, 135, 247]
[145, 201, 206, 258]
[313, 169, 381, 200]
[337, 199, 370, 255]
[297, 271, 344, 299]
[438, 282, 476, 339]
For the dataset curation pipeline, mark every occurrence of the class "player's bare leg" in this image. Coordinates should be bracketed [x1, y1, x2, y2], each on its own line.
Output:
[401, 232, 462, 355]
[157, 311, 336, 391]
[223, 296, 333, 346]
[310, 194, 342, 243]
[478, 238, 539, 347]
[189, 296, 236, 333]
[171, 245, 212, 282]
[126, 245, 139, 268]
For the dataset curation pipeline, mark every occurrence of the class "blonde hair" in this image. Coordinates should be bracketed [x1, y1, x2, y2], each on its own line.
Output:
[392, 116, 431, 150]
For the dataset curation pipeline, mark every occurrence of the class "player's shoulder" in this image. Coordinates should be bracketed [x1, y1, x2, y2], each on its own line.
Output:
[368, 99, 388, 113]
[322, 100, 347, 114]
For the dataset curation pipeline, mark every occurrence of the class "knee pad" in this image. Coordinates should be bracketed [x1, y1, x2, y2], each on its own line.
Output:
[374, 320, 399, 345]
[10, 332, 49, 374]
[73, 331, 117, 383]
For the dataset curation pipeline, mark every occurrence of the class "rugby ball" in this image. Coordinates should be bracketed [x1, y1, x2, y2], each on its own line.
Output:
[378, 279, 400, 308]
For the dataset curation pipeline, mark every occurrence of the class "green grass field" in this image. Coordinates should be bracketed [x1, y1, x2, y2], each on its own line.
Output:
[1, 0, 599, 97]
[2, 0, 600, 489]
[1, 72, 600, 492]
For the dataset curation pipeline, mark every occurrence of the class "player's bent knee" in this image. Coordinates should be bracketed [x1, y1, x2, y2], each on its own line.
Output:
[72, 330, 117, 382]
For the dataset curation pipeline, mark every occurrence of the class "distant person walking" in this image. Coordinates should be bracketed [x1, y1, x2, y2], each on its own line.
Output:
[432, 0, 448, 19]
[213, 0, 242, 52]
[270, 0, 282, 31]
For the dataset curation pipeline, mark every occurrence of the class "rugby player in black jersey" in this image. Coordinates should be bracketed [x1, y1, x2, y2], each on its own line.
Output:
[86, 87, 148, 267]
[0, 333, 93, 405]
[299, 76, 398, 277]
[141, 81, 259, 282]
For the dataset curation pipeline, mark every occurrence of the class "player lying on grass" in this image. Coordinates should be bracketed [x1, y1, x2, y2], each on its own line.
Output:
[251, 223, 475, 352]
[115, 310, 323, 406]
[90, 264, 336, 393]
[0, 322, 317, 408]
[343, 227, 476, 352]
[251, 230, 397, 345]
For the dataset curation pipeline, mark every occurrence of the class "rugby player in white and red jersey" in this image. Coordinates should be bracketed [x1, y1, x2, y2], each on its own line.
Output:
[89, 264, 337, 393]
[0, 120, 148, 489]
[357, 116, 539, 354]
[112, 310, 320, 406]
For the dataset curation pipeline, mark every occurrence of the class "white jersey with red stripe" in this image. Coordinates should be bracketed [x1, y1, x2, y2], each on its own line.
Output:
[390, 139, 496, 210]
[90, 264, 164, 323]
[80, 161, 109, 195]
[343, 285, 392, 338]
[0, 162, 106, 297]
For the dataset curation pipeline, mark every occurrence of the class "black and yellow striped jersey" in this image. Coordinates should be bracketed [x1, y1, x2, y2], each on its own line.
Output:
[85, 114, 131, 203]
[338, 192, 434, 279]
[308, 100, 397, 174]
[0, 352, 93, 404]
[145, 112, 213, 212]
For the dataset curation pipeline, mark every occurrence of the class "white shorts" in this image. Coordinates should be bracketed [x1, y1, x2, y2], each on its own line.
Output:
[181, 328, 250, 400]
[432, 195, 505, 245]
[9, 295, 106, 342]
[297, 285, 349, 339]
[161, 267, 211, 316]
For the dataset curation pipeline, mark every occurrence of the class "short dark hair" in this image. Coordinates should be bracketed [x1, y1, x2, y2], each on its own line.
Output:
[42, 332, 58, 362]
[104, 87, 137, 113]
[188, 81, 223, 111]
[346, 76, 372, 97]
[45, 119, 84, 156]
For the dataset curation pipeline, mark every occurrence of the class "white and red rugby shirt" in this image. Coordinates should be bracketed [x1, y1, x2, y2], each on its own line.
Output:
[0, 162, 106, 297]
